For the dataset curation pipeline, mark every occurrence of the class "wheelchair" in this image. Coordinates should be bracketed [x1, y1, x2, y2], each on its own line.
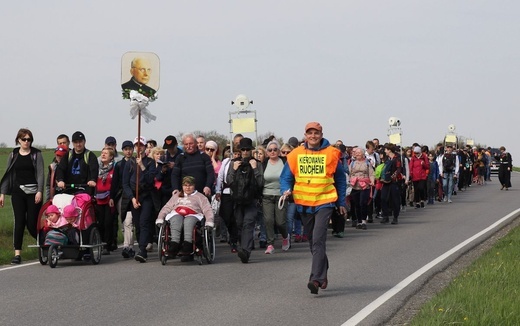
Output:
[157, 218, 215, 265]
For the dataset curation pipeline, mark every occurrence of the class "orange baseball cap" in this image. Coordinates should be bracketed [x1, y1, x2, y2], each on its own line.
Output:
[305, 122, 322, 132]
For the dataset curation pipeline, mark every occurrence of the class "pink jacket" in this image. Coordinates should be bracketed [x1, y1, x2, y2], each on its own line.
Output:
[157, 190, 214, 223]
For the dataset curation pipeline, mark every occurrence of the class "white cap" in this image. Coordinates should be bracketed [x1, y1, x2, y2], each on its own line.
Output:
[133, 136, 146, 145]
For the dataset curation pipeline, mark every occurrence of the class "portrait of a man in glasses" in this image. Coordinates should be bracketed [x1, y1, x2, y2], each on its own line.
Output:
[121, 56, 158, 98]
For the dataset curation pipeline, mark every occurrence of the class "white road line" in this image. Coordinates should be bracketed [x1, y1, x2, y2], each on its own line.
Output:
[342, 208, 520, 326]
[0, 261, 39, 271]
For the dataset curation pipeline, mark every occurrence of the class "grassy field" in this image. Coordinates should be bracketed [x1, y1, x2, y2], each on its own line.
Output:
[410, 224, 520, 325]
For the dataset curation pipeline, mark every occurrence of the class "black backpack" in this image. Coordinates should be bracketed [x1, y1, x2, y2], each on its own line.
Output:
[443, 153, 455, 172]
[231, 161, 261, 204]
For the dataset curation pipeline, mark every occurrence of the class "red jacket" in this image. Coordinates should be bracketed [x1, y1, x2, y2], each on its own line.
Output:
[409, 153, 429, 181]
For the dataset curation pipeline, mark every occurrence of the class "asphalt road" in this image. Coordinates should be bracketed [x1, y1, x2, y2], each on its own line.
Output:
[1, 173, 518, 326]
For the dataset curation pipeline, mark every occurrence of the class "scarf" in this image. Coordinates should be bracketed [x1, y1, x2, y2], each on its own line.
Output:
[99, 161, 114, 183]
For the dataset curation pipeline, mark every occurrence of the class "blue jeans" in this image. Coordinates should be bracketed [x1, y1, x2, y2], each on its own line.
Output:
[286, 202, 301, 236]
[442, 172, 455, 200]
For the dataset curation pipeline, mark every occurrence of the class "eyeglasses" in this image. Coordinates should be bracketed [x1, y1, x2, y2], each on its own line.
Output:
[281, 151, 291, 154]
[205, 148, 215, 152]
[267, 148, 278, 152]
[20, 138, 32, 142]
[240, 148, 252, 152]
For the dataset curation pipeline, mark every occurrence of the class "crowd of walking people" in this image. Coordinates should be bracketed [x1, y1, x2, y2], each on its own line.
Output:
[0, 126, 514, 294]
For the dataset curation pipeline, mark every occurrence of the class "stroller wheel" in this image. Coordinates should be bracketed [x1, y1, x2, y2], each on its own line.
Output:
[48, 245, 59, 268]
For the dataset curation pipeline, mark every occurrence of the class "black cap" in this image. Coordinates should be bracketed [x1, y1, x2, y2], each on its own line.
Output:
[288, 137, 299, 148]
[163, 135, 178, 149]
[238, 138, 253, 150]
[121, 140, 133, 149]
[105, 136, 116, 144]
[72, 131, 85, 142]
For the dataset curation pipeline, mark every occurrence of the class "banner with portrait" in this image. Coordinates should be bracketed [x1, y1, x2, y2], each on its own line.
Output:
[121, 52, 160, 100]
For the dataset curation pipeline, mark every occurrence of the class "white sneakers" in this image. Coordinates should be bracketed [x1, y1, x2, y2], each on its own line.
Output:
[265, 245, 275, 254]
[282, 237, 291, 251]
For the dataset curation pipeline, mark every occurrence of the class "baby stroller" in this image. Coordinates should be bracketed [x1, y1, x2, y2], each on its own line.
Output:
[29, 188, 104, 268]
[157, 217, 215, 266]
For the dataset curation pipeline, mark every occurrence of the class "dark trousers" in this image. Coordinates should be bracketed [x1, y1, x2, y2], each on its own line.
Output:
[95, 203, 114, 249]
[381, 183, 401, 219]
[219, 194, 238, 244]
[234, 202, 257, 254]
[11, 188, 41, 250]
[301, 207, 332, 285]
[412, 180, 427, 202]
[131, 195, 154, 256]
[330, 208, 345, 233]
[350, 188, 370, 223]
[498, 167, 512, 188]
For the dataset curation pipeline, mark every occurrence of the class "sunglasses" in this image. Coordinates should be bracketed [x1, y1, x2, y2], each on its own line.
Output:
[281, 151, 291, 154]
[267, 148, 278, 152]
[20, 138, 32, 142]
[240, 148, 252, 152]
[205, 148, 215, 152]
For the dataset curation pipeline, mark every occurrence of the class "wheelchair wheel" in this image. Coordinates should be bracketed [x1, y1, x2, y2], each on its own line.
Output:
[39, 247, 48, 265]
[203, 227, 216, 264]
[157, 223, 169, 266]
[48, 245, 59, 268]
[89, 227, 102, 265]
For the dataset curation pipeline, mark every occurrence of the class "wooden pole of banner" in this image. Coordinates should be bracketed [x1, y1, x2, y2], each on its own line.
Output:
[135, 110, 141, 204]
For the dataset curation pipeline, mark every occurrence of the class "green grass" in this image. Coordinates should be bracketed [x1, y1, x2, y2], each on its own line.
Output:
[410, 224, 520, 325]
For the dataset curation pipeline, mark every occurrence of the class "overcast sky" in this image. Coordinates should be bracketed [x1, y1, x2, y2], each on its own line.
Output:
[1, 1, 518, 158]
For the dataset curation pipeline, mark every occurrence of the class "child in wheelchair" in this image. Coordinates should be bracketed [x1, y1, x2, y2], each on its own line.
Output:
[156, 176, 214, 256]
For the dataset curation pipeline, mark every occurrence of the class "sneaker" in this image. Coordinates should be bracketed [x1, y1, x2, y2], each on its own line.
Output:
[401, 205, 407, 212]
[110, 243, 118, 251]
[443, 197, 448, 202]
[180, 241, 193, 255]
[230, 243, 238, 253]
[237, 248, 249, 263]
[259, 240, 267, 249]
[391, 218, 398, 225]
[448, 199, 453, 203]
[294, 235, 302, 243]
[282, 237, 290, 251]
[265, 244, 275, 254]
[128, 248, 135, 258]
[307, 280, 320, 294]
[367, 217, 373, 223]
[146, 243, 153, 252]
[135, 252, 147, 263]
[11, 255, 21, 265]
[102, 248, 110, 255]
[302, 235, 309, 242]
[420, 202, 425, 208]
[360, 223, 367, 230]
[380, 217, 389, 224]
[415, 203, 420, 209]
[356, 224, 363, 229]
[333, 232, 344, 238]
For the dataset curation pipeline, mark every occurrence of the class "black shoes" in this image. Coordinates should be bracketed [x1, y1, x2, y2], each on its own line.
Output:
[380, 217, 389, 224]
[259, 240, 267, 249]
[420, 202, 425, 208]
[237, 248, 250, 263]
[180, 241, 193, 255]
[308, 281, 320, 294]
[391, 218, 398, 225]
[11, 255, 21, 265]
[135, 252, 147, 263]
[168, 241, 180, 256]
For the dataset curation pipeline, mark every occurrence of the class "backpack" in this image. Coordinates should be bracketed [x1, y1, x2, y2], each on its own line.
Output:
[230, 160, 261, 204]
[443, 153, 455, 172]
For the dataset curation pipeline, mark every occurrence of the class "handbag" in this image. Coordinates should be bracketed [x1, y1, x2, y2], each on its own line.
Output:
[19, 184, 38, 195]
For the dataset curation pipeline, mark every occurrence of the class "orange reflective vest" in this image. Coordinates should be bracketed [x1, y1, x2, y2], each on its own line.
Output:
[286, 145, 340, 207]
